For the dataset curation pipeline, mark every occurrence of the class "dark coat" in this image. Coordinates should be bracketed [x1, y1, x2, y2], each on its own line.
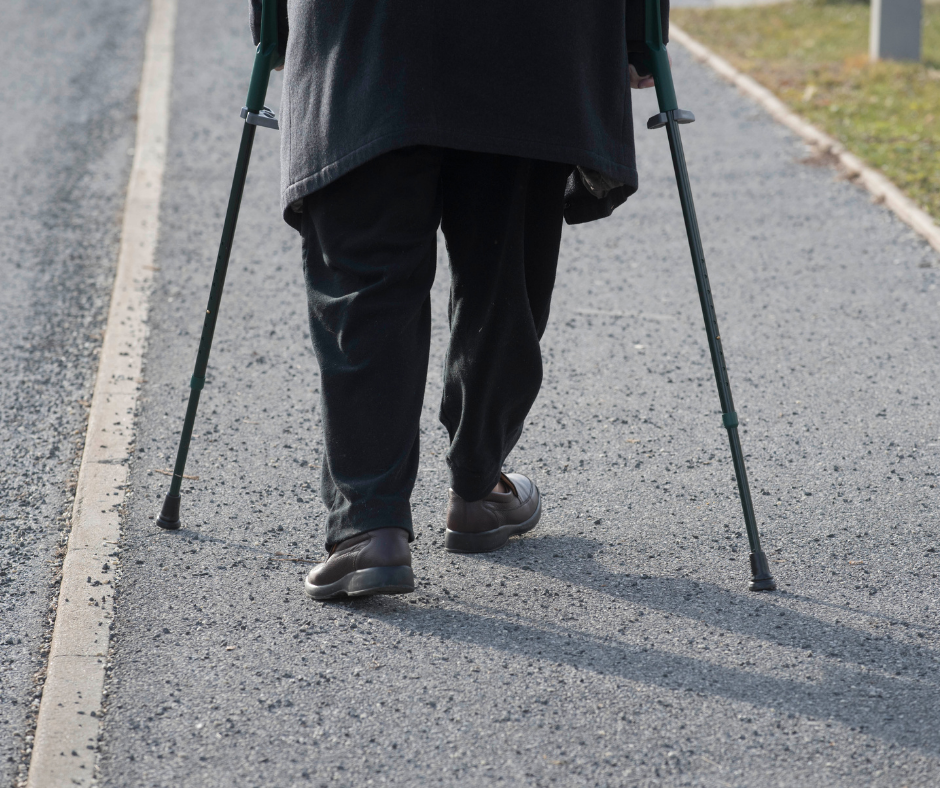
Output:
[250, 1, 669, 228]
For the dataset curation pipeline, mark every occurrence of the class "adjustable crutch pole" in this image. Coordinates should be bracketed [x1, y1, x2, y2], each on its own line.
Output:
[640, 0, 776, 590]
[156, 0, 283, 530]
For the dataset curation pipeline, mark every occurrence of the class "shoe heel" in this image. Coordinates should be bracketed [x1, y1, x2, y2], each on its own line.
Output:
[445, 499, 541, 553]
[305, 565, 415, 600]
[444, 527, 511, 553]
[346, 565, 415, 597]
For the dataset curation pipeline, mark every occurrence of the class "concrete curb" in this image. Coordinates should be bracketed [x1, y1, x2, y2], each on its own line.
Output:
[25, 0, 176, 785]
[671, 25, 940, 255]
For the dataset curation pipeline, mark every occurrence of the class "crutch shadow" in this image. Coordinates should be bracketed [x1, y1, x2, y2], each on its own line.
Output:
[351, 533, 940, 757]
[474, 533, 939, 657]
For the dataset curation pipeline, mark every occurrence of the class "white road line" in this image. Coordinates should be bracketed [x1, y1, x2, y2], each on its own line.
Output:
[26, 0, 177, 785]
[671, 25, 940, 256]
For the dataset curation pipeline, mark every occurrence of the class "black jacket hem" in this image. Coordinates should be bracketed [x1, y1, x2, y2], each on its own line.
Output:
[281, 129, 639, 231]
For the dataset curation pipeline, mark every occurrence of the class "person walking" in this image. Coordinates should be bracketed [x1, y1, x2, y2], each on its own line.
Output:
[249, 0, 669, 600]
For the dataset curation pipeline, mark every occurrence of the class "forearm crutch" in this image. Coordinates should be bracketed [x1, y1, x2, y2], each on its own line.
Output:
[640, 0, 776, 591]
[156, 0, 282, 530]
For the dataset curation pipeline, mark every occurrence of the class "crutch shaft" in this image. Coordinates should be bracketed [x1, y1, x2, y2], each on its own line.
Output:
[156, 122, 257, 528]
[156, 0, 282, 531]
[662, 114, 775, 592]
[169, 121, 256, 499]
[640, 0, 775, 590]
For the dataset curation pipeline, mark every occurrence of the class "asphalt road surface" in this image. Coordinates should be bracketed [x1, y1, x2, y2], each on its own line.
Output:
[9, 1, 940, 786]
[0, 2, 147, 784]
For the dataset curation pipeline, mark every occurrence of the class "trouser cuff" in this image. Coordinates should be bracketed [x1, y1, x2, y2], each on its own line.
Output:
[325, 498, 414, 549]
[449, 463, 502, 503]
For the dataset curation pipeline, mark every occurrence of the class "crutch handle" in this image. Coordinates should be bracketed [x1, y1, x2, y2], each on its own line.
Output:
[245, 0, 283, 114]
[636, 0, 678, 113]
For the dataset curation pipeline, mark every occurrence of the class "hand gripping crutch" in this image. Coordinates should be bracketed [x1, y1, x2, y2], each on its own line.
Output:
[156, 0, 282, 530]
[639, 0, 776, 591]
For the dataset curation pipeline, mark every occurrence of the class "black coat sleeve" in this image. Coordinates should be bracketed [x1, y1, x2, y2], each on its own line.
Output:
[249, 0, 289, 57]
[564, 176, 635, 226]
[562, 0, 671, 225]
[258, 0, 663, 227]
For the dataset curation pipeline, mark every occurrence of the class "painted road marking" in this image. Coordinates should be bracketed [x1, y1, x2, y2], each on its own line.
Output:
[25, 0, 177, 784]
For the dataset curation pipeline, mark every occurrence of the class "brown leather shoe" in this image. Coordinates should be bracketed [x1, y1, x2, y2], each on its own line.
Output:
[304, 527, 415, 600]
[445, 472, 541, 552]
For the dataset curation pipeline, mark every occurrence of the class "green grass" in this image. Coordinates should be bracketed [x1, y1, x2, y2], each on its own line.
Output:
[672, 0, 940, 221]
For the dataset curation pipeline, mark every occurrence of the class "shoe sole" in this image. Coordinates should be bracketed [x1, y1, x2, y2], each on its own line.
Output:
[304, 565, 415, 601]
[444, 498, 542, 553]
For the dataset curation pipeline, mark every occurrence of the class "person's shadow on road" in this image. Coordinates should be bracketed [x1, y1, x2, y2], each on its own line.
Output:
[352, 532, 940, 758]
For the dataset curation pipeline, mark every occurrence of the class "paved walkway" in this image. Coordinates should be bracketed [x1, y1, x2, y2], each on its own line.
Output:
[33, 1, 940, 786]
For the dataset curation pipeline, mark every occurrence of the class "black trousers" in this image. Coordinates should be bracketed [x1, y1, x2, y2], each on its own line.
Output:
[301, 146, 571, 547]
